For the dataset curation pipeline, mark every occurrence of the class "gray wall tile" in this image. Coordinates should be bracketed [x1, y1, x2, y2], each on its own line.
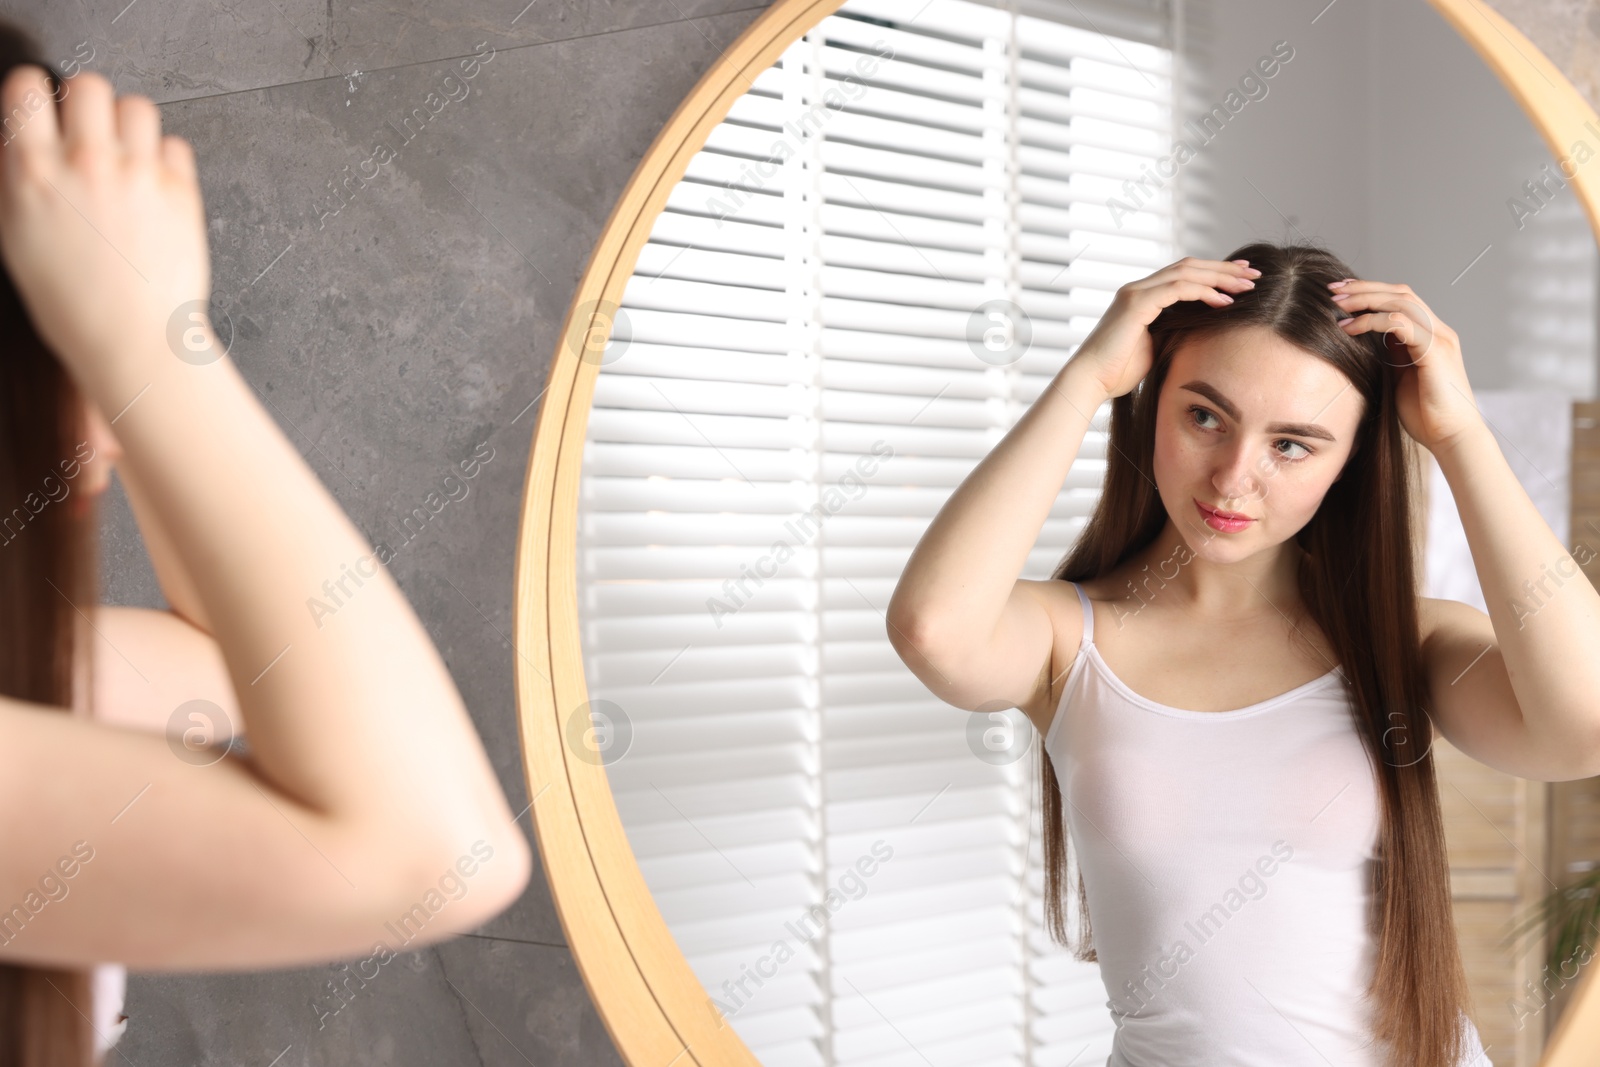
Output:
[0, 1, 775, 1062]
[10, 1, 770, 103]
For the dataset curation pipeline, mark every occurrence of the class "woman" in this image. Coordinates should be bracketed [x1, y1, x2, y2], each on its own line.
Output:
[0, 26, 532, 1067]
[887, 243, 1600, 1066]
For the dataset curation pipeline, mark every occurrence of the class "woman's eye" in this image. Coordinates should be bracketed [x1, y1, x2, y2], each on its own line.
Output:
[1188, 406, 1313, 463]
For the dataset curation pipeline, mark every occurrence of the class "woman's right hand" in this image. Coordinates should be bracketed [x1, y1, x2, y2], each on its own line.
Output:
[1071, 257, 1260, 400]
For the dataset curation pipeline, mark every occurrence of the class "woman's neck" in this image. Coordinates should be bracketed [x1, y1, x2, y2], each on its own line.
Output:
[1118, 520, 1306, 621]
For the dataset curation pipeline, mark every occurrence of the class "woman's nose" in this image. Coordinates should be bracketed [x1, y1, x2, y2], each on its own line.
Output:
[1212, 443, 1267, 504]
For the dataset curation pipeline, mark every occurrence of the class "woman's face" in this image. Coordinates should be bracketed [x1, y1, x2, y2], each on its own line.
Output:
[1153, 325, 1366, 561]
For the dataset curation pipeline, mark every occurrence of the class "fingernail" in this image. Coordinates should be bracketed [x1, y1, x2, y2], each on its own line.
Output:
[1232, 259, 1250, 265]
[1336, 317, 1354, 326]
[1219, 294, 1235, 304]
[1328, 278, 1351, 289]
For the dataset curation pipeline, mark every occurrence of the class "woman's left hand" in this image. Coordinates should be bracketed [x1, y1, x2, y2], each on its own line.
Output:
[1328, 278, 1485, 453]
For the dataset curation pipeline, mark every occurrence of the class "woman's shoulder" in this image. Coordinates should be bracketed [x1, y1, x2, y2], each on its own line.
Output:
[1034, 578, 1104, 687]
[1029, 576, 1092, 623]
[1047, 574, 1120, 612]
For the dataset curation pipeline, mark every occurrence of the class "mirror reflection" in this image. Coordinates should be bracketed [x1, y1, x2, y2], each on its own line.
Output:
[574, 1, 1598, 1064]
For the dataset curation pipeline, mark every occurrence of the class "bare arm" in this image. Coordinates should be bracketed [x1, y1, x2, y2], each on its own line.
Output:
[1327, 275, 1600, 779]
[116, 452, 213, 636]
[1424, 421, 1600, 779]
[86, 606, 240, 741]
[0, 69, 529, 969]
[885, 357, 1107, 671]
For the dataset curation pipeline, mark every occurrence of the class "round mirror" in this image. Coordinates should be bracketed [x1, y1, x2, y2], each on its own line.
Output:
[519, 1, 1600, 1064]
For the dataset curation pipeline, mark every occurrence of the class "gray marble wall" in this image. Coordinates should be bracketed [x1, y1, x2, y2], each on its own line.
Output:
[8, 2, 772, 1064]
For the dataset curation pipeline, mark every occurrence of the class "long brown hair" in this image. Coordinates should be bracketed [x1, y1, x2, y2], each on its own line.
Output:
[0, 20, 106, 1067]
[1039, 240, 1475, 1067]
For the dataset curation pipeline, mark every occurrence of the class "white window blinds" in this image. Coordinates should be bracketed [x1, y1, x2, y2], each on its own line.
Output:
[577, 1, 1177, 1064]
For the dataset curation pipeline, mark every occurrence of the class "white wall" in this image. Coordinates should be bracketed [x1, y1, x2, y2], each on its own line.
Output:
[1178, 0, 1597, 398]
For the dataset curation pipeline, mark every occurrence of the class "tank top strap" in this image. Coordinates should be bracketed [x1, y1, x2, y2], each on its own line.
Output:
[1069, 581, 1094, 649]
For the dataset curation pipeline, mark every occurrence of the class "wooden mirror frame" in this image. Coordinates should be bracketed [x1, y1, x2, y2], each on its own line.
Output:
[514, 2, 1600, 1063]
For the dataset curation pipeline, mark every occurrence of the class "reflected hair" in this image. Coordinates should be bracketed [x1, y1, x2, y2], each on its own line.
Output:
[0, 19, 105, 1067]
[1039, 239, 1474, 1067]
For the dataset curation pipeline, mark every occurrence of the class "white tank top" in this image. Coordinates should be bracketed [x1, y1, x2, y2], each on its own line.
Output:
[92, 963, 127, 1056]
[1042, 581, 1493, 1066]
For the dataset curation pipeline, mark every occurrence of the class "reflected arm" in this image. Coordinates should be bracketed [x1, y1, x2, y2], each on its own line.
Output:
[1423, 420, 1600, 781]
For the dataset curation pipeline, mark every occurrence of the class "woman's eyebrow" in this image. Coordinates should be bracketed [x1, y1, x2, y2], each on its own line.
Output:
[1179, 380, 1338, 441]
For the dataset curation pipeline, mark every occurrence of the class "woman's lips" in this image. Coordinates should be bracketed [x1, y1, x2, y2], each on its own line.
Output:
[1195, 498, 1255, 532]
